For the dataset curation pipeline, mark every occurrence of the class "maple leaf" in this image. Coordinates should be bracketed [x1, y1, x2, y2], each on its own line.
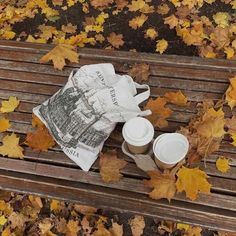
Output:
[194, 108, 225, 138]
[28, 195, 43, 210]
[129, 14, 148, 29]
[66, 220, 81, 236]
[32, 114, 45, 128]
[176, 166, 212, 200]
[156, 39, 168, 54]
[144, 97, 172, 128]
[164, 91, 188, 106]
[0, 133, 24, 159]
[128, 0, 146, 11]
[39, 44, 79, 70]
[216, 157, 230, 173]
[99, 150, 127, 183]
[164, 14, 179, 29]
[145, 28, 158, 40]
[157, 3, 170, 15]
[8, 212, 28, 229]
[185, 226, 202, 236]
[115, 0, 128, 10]
[224, 47, 234, 59]
[128, 215, 145, 236]
[144, 170, 176, 202]
[90, 0, 114, 8]
[213, 12, 231, 28]
[128, 63, 150, 83]
[25, 127, 56, 152]
[39, 219, 56, 236]
[107, 32, 124, 49]
[0, 118, 11, 132]
[81, 217, 93, 235]
[226, 76, 236, 109]
[0, 215, 7, 226]
[62, 23, 77, 34]
[0, 96, 20, 113]
[109, 220, 123, 236]
[92, 223, 112, 236]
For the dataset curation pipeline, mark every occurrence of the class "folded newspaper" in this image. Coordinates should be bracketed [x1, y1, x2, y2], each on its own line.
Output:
[33, 63, 151, 171]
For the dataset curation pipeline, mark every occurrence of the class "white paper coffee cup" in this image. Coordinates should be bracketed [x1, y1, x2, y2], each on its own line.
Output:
[153, 133, 189, 169]
[122, 117, 154, 154]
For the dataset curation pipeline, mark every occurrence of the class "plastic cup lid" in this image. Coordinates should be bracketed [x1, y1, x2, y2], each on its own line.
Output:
[153, 133, 189, 164]
[122, 117, 154, 146]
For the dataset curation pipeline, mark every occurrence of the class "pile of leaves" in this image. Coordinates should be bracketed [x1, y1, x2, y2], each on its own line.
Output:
[0, 0, 235, 58]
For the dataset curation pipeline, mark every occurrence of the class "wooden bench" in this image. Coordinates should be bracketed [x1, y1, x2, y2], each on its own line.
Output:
[0, 40, 235, 232]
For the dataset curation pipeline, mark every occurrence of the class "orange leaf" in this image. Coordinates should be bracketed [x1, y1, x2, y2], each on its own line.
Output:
[107, 32, 124, 49]
[157, 3, 170, 15]
[226, 76, 236, 109]
[39, 44, 79, 70]
[176, 166, 212, 200]
[128, 63, 150, 83]
[25, 127, 55, 151]
[129, 14, 148, 29]
[164, 90, 188, 106]
[99, 150, 127, 183]
[144, 97, 172, 128]
[32, 114, 45, 128]
[92, 223, 112, 236]
[0, 118, 11, 132]
[144, 170, 176, 202]
[216, 157, 230, 173]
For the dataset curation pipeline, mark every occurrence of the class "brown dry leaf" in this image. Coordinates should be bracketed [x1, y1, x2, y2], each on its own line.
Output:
[74, 204, 97, 215]
[0, 118, 11, 132]
[0, 133, 24, 159]
[128, 63, 150, 83]
[92, 223, 112, 236]
[28, 195, 43, 210]
[39, 44, 79, 70]
[109, 220, 123, 236]
[164, 90, 188, 106]
[62, 23, 77, 34]
[90, 0, 114, 8]
[164, 14, 179, 29]
[107, 32, 124, 49]
[115, 0, 128, 9]
[8, 212, 28, 230]
[128, 215, 145, 236]
[194, 108, 225, 138]
[157, 3, 170, 15]
[216, 157, 230, 173]
[226, 116, 236, 134]
[81, 217, 93, 235]
[144, 97, 172, 128]
[99, 150, 127, 183]
[32, 113, 45, 128]
[129, 14, 148, 29]
[25, 127, 56, 152]
[144, 170, 176, 202]
[176, 166, 212, 200]
[226, 76, 236, 109]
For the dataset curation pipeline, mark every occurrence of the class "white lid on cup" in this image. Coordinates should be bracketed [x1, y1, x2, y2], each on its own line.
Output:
[122, 117, 154, 146]
[153, 133, 189, 164]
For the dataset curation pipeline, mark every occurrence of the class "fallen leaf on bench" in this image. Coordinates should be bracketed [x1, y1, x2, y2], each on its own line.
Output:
[164, 91, 189, 106]
[66, 219, 81, 235]
[0, 215, 7, 226]
[39, 219, 56, 236]
[25, 127, 56, 151]
[93, 222, 112, 236]
[225, 116, 236, 134]
[176, 166, 212, 200]
[144, 170, 176, 202]
[0, 133, 24, 159]
[177, 223, 202, 236]
[0, 118, 11, 132]
[109, 220, 123, 236]
[128, 215, 145, 236]
[144, 97, 172, 128]
[99, 150, 127, 183]
[32, 114, 45, 128]
[216, 157, 230, 173]
[225, 76, 236, 109]
[128, 63, 150, 83]
[0, 96, 20, 113]
[39, 44, 79, 70]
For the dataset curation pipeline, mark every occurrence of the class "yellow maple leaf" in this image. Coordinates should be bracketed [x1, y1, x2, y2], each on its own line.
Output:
[66, 220, 81, 235]
[128, 0, 145, 11]
[0, 215, 7, 226]
[99, 150, 127, 183]
[231, 0, 236, 9]
[0, 133, 24, 159]
[224, 47, 234, 59]
[0, 118, 11, 132]
[195, 108, 225, 138]
[164, 90, 188, 106]
[0, 30, 16, 40]
[216, 157, 230, 173]
[156, 39, 168, 54]
[26, 35, 47, 44]
[144, 170, 176, 202]
[177, 223, 190, 231]
[176, 166, 212, 200]
[144, 97, 172, 128]
[185, 226, 202, 236]
[157, 3, 170, 15]
[129, 14, 148, 29]
[39, 44, 79, 70]
[225, 76, 236, 109]
[1, 226, 12, 236]
[213, 12, 231, 28]
[145, 28, 158, 40]
[164, 14, 179, 29]
[0, 96, 20, 113]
